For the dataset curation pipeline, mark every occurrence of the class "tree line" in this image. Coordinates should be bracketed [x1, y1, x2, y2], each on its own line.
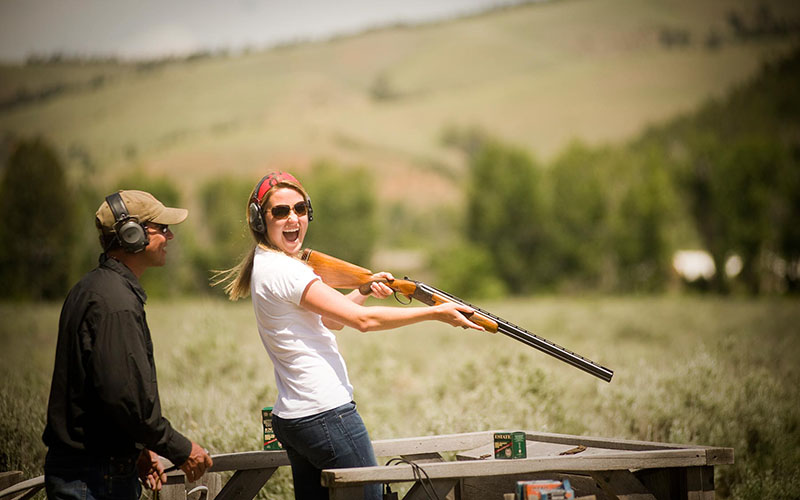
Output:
[1, 48, 798, 300]
[443, 48, 799, 296]
[0, 146, 382, 300]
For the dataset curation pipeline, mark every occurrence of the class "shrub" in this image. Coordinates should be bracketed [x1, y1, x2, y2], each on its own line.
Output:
[0, 137, 76, 300]
[429, 241, 507, 300]
[301, 162, 378, 266]
[465, 140, 545, 294]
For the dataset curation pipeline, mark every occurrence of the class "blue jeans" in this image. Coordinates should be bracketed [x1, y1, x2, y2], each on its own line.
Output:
[272, 402, 382, 500]
[44, 448, 141, 500]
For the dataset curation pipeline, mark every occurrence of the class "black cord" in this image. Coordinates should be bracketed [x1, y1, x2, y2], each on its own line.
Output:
[384, 458, 441, 500]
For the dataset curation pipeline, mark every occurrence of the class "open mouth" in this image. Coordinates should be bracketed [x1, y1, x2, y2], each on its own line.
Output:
[283, 229, 300, 242]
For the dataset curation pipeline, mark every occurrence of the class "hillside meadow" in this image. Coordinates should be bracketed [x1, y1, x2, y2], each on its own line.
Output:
[2, 296, 799, 498]
[2, 0, 799, 208]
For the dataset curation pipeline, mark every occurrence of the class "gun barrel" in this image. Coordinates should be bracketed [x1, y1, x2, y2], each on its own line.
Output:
[416, 281, 613, 383]
[495, 323, 614, 382]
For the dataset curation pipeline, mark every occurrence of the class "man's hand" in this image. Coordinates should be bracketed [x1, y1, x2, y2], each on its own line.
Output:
[137, 449, 166, 491]
[180, 442, 213, 483]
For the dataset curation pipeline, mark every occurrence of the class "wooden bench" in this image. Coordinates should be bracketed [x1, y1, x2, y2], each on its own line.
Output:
[0, 431, 733, 500]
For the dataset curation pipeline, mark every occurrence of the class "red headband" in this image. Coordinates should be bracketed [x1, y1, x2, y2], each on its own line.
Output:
[254, 171, 304, 202]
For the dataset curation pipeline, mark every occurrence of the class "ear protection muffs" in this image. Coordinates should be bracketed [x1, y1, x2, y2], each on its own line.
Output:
[106, 192, 149, 253]
[247, 193, 267, 234]
[248, 172, 313, 234]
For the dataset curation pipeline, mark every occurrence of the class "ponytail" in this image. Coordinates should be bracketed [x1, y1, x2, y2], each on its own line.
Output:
[212, 243, 258, 301]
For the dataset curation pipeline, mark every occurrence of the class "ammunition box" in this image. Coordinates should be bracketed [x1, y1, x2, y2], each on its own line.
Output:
[516, 479, 574, 500]
[494, 431, 526, 459]
[262, 407, 282, 450]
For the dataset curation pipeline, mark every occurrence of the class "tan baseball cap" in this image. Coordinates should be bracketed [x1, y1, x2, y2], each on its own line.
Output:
[96, 190, 188, 231]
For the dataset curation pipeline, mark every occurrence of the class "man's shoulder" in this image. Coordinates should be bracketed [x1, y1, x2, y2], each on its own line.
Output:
[70, 265, 141, 311]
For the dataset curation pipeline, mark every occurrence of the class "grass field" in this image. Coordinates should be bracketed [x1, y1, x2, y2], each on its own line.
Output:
[2, 296, 799, 498]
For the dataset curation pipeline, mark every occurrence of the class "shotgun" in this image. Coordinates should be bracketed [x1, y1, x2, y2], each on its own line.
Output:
[301, 249, 613, 383]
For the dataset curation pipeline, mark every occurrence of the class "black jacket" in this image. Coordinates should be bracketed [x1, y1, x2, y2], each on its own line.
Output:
[43, 254, 191, 465]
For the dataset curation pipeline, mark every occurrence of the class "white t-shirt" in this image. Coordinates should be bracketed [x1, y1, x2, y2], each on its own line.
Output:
[251, 246, 354, 418]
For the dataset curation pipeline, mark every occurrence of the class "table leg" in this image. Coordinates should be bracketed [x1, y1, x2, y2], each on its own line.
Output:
[214, 468, 276, 500]
[686, 466, 715, 500]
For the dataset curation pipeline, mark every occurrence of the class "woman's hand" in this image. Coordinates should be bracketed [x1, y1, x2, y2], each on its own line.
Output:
[320, 272, 394, 330]
[365, 272, 395, 299]
[433, 302, 485, 331]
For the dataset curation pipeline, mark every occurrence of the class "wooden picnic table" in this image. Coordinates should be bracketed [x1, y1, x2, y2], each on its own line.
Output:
[0, 430, 733, 500]
[320, 430, 733, 500]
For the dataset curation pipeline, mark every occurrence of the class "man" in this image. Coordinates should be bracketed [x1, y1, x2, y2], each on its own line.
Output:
[43, 190, 213, 500]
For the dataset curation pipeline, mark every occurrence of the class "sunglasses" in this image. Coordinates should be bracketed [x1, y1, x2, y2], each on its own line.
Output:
[147, 222, 170, 235]
[270, 201, 309, 219]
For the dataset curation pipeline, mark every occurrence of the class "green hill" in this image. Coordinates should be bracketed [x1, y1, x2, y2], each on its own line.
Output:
[1, 0, 799, 208]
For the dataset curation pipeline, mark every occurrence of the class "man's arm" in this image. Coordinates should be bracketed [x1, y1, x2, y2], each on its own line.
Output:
[90, 308, 211, 477]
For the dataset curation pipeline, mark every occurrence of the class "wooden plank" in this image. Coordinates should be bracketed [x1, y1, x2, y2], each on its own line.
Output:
[161, 451, 290, 474]
[372, 431, 492, 457]
[322, 448, 711, 486]
[209, 451, 290, 471]
[521, 431, 731, 458]
[590, 470, 656, 500]
[0, 477, 44, 500]
[213, 468, 276, 500]
[702, 448, 734, 466]
[0, 473, 23, 493]
[459, 441, 625, 461]
[522, 432, 683, 451]
[8, 485, 44, 500]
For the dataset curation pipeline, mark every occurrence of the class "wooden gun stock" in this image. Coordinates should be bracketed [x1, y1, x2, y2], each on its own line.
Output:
[301, 248, 375, 293]
[301, 248, 613, 382]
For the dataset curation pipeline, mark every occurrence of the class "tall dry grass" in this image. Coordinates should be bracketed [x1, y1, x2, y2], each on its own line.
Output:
[1, 296, 798, 498]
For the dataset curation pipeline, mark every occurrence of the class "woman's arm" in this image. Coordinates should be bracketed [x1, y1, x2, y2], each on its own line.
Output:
[301, 278, 484, 332]
[320, 273, 394, 330]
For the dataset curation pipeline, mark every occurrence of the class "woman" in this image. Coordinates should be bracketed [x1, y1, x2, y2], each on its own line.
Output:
[218, 171, 482, 499]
